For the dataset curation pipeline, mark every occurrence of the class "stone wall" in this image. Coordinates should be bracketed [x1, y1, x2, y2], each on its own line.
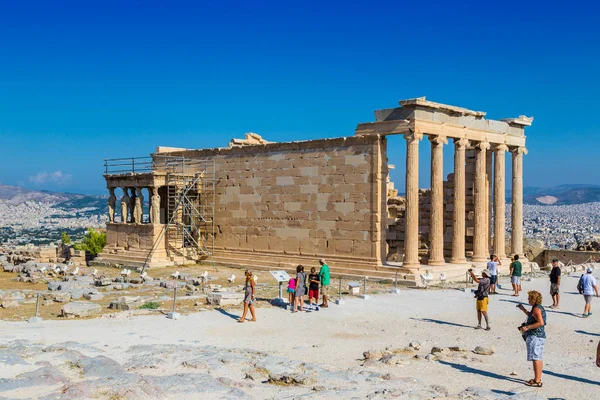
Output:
[541, 249, 600, 266]
[168, 135, 387, 271]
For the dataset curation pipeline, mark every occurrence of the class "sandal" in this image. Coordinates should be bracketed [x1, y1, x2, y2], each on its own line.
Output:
[525, 379, 543, 387]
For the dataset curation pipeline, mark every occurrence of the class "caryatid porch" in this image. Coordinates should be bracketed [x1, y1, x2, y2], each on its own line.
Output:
[355, 97, 532, 273]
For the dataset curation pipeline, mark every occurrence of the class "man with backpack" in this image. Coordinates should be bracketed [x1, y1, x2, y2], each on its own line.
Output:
[469, 268, 491, 331]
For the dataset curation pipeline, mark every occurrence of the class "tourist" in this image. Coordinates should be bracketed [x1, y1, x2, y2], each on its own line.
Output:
[510, 255, 523, 297]
[468, 268, 491, 331]
[549, 258, 561, 309]
[487, 254, 501, 294]
[308, 267, 320, 311]
[292, 265, 306, 313]
[318, 259, 330, 308]
[580, 267, 599, 318]
[238, 270, 256, 323]
[517, 290, 547, 387]
[286, 273, 296, 310]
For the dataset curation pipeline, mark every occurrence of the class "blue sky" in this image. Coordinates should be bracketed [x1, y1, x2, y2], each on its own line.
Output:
[1, 1, 599, 194]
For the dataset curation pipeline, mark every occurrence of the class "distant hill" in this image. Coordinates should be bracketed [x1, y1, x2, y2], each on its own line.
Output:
[516, 185, 600, 205]
[0, 184, 106, 209]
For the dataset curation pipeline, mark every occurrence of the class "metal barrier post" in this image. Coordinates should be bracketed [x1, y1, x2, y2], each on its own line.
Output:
[392, 270, 401, 294]
[335, 275, 345, 305]
[360, 276, 369, 300]
[167, 287, 180, 319]
[28, 293, 43, 323]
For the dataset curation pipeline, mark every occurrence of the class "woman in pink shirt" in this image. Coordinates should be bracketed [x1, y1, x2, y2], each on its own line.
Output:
[287, 276, 296, 310]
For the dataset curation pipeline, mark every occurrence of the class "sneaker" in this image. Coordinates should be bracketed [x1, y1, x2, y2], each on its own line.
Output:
[315, 306, 319, 311]
[589, 312, 593, 316]
[583, 313, 589, 318]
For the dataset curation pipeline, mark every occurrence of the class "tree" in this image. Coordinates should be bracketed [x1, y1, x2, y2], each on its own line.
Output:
[61, 232, 72, 244]
[73, 228, 106, 257]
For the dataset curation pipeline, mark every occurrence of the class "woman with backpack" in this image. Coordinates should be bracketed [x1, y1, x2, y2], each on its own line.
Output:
[517, 290, 547, 387]
[292, 265, 307, 313]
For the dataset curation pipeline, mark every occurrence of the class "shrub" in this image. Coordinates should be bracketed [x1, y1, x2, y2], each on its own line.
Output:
[73, 228, 106, 256]
[139, 302, 160, 310]
[61, 232, 72, 244]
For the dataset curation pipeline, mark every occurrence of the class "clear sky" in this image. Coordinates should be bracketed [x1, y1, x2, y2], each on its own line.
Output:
[1, 1, 599, 195]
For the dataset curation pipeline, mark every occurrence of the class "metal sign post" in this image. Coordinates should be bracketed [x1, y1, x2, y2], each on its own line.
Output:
[392, 270, 401, 294]
[335, 275, 345, 305]
[360, 276, 370, 300]
[269, 270, 291, 308]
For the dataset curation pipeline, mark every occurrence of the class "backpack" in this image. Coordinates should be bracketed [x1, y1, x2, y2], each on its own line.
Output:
[577, 275, 584, 293]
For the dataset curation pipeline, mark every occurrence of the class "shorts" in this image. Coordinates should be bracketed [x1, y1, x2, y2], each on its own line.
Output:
[584, 295, 593, 304]
[287, 288, 295, 294]
[321, 285, 330, 296]
[476, 297, 489, 312]
[490, 275, 498, 285]
[526, 336, 545, 361]
[309, 289, 319, 300]
[511, 276, 521, 285]
[550, 283, 559, 295]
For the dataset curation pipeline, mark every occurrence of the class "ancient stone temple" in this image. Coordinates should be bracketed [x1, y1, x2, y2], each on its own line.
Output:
[94, 97, 532, 281]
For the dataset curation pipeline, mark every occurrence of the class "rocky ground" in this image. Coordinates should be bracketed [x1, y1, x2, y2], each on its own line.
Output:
[0, 263, 599, 399]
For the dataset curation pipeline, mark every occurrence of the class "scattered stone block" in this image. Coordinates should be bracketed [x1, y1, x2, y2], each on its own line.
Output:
[61, 301, 102, 318]
[1, 300, 19, 309]
[473, 346, 495, 355]
[207, 292, 244, 306]
[83, 293, 104, 301]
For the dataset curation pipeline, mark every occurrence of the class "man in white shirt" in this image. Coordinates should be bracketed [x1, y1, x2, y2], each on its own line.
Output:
[486, 254, 501, 294]
[581, 268, 599, 318]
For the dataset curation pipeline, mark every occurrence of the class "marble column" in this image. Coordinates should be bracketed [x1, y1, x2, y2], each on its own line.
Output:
[108, 188, 116, 223]
[120, 188, 129, 223]
[129, 188, 136, 223]
[493, 144, 508, 259]
[511, 147, 527, 258]
[486, 149, 493, 254]
[451, 138, 469, 264]
[473, 141, 490, 262]
[134, 188, 143, 223]
[429, 135, 447, 265]
[403, 130, 423, 269]
[150, 187, 161, 224]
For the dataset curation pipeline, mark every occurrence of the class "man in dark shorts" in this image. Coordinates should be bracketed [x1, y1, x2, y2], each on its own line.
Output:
[487, 254, 501, 294]
[549, 258, 561, 309]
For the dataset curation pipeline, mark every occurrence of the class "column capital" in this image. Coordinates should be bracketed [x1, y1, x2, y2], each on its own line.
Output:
[510, 146, 528, 155]
[404, 130, 424, 142]
[428, 135, 448, 145]
[494, 144, 509, 152]
[453, 137, 470, 148]
[475, 141, 490, 151]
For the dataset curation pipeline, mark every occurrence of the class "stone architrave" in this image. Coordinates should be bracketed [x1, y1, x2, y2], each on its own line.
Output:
[403, 130, 423, 269]
[150, 187, 161, 224]
[493, 144, 508, 259]
[451, 138, 469, 264]
[129, 188, 136, 223]
[429, 135, 447, 265]
[108, 188, 116, 223]
[134, 188, 143, 224]
[473, 141, 490, 262]
[120, 188, 130, 223]
[511, 147, 527, 258]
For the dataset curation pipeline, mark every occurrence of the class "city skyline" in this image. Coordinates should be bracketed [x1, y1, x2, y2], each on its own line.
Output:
[1, 1, 600, 194]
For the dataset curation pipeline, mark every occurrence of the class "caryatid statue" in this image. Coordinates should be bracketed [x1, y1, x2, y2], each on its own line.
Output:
[129, 188, 136, 223]
[150, 187, 161, 224]
[120, 188, 130, 223]
[108, 188, 116, 222]
[134, 188, 143, 223]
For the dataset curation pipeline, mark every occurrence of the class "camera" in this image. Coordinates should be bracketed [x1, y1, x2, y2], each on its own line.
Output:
[468, 268, 473, 272]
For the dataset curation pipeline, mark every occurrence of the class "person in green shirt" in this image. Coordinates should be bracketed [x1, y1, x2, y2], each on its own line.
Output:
[318, 258, 331, 308]
[510, 255, 523, 297]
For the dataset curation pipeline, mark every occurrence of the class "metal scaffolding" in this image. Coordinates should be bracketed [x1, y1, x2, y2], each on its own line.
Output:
[103, 155, 217, 271]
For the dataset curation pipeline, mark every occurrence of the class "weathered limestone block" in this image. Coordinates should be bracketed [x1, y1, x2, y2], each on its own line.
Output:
[207, 292, 244, 306]
[61, 302, 102, 318]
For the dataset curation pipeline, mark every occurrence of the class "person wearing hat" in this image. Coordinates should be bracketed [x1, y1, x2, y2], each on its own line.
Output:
[549, 258, 561, 309]
[468, 268, 491, 331]
[580, 267, 599, 318]
[318, 259, 330, 308]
